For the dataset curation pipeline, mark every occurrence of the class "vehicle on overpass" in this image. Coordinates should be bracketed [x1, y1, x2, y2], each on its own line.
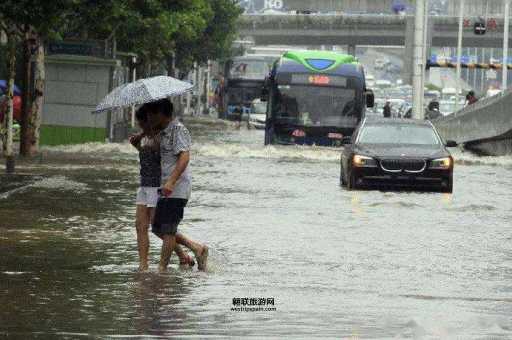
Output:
[340, 117, 456, 193]
[262, 50, 374, 146]
[220, 55, 276, 120]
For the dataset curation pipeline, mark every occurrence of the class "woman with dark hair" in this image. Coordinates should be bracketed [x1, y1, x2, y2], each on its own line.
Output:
[129, 104, 195, 272]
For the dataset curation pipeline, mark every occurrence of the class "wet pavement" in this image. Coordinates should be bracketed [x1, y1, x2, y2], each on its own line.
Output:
[1, 116, 512, 339]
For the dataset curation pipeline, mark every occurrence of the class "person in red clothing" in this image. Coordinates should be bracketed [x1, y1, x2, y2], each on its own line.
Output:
[0, 95, 22, 123]
[465, 91, 478, 106]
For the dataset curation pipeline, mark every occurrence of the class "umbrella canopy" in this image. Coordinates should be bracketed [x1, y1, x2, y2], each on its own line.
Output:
[0, 80, 22, 96]
[94, 76, 194, 113]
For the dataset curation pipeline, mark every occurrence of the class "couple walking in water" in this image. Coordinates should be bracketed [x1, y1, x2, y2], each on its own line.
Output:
[130, 98, 208, 272]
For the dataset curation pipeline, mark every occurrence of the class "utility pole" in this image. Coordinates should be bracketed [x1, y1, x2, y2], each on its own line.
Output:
[130, 55, 137, 128]
[412, 0, 426, 119]
[423, 0, 430, 95]
[503, 0, 510, 92]
[455, 0, 465, 110]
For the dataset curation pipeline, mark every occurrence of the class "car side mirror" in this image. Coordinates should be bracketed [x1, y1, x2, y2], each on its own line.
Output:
[365, 89, 375, 108]
[341, 136, 352, 145]
[446, 140, 458, 147]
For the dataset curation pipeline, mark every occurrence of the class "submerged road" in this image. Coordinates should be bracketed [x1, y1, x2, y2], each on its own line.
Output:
[1, 117, 512, 338]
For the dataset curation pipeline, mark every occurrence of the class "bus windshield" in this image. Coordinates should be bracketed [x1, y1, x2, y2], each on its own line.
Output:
[227, 86, 262, 105]
[229, 60, 270, 80]
[272, 85, 358, 127]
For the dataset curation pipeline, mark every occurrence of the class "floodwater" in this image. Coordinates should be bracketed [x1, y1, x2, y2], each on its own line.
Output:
[1, 116, 512, 339]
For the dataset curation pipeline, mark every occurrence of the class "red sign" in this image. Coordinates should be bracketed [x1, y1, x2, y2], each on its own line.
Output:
[308, 75, 330, 85]
[463, 18, 471, 28]
[292, 129, 306, 137]
[487, 18, 497, 31]
[328, 132, 343, 140]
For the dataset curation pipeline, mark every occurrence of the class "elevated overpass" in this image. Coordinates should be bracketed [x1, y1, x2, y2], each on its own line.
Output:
[239, 14, 512, 81]
[434, 91, 512, 156]
[239, 14, 512, 48]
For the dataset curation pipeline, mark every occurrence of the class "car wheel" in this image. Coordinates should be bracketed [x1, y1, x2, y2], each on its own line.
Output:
[340, 160, 347, 186]
[340, 167, 347, 186]
[441, 177, 453, 193]
[347, 171, 359, 190]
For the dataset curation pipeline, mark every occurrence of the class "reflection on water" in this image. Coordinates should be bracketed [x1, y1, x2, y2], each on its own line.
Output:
[1, 116, 512, 338]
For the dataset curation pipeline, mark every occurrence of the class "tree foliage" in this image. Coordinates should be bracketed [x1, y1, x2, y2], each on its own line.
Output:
[175, 0, 243, 72]
[63, 0, 243, 74]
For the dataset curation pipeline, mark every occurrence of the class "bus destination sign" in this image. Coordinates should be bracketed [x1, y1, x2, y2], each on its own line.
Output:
[289, 74, 347, 87]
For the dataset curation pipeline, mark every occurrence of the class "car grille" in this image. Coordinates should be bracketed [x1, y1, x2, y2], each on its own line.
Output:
[380, 159, 426, 173]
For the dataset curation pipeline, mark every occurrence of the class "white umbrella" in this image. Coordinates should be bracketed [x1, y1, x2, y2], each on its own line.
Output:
[94, 76, 194, 113]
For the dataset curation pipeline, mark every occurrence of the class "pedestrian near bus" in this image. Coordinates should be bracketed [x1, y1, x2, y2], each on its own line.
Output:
[146, 98, 208, 272]
[129, 106, 195, 272]
[466, 90, 478, 106]
[383, 101, 392, 118]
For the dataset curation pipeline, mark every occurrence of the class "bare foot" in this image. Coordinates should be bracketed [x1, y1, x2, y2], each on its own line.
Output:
[179, 254, 195, 268]
[138, 264, 149, 272]
[195, 245, 209, 271]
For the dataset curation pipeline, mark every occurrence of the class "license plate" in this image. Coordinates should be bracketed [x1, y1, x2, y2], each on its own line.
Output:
[396, 175, 411, 180]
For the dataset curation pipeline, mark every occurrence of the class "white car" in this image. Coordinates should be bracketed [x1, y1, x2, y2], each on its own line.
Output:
[486, 88, 502, 98]
[248, 99, 267, 129]
[365, 74, 376, 88]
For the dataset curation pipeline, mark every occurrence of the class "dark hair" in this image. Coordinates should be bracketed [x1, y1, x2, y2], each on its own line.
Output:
[146, 98, 173, 118]
[160, 98, 173, 117]
[135, 105, 148, 122]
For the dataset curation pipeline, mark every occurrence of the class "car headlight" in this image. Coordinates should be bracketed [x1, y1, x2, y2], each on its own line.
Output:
[353, 155, 377, 168]
[430, 157, 452, 169]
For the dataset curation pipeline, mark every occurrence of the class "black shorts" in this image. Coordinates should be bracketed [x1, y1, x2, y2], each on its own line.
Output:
[152, 198, 188, 236]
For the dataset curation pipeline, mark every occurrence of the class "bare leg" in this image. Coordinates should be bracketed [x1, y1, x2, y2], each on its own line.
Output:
[176, 233, 203, 254]
[158, 235, 176, 272]
[148, 209, 192, 266]
[176, 233, 208, 271]
[135, 205, 150, 271]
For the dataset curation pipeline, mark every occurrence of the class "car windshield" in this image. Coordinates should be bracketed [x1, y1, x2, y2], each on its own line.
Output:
[358, 124, 441, 145]
[272, 85, 357, 127]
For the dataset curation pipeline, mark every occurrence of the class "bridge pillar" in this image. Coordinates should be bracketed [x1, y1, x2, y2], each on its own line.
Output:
[403, 16, 415, 85]
[403, 15, 434, 85]
[347, 44, 356, 57]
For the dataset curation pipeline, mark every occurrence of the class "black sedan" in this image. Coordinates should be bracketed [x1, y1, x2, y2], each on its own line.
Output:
[340, 117, 457, 193]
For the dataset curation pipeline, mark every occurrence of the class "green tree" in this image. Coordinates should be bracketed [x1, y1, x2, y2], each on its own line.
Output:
[175, 0, 243, 73]
[0, 0, 76, 156]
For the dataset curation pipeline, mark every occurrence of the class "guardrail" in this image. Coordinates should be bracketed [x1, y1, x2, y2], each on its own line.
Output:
[433, 87, 512, 144]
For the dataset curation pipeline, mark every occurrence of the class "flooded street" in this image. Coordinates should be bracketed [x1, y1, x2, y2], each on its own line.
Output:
[1, 117, 512, 339]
